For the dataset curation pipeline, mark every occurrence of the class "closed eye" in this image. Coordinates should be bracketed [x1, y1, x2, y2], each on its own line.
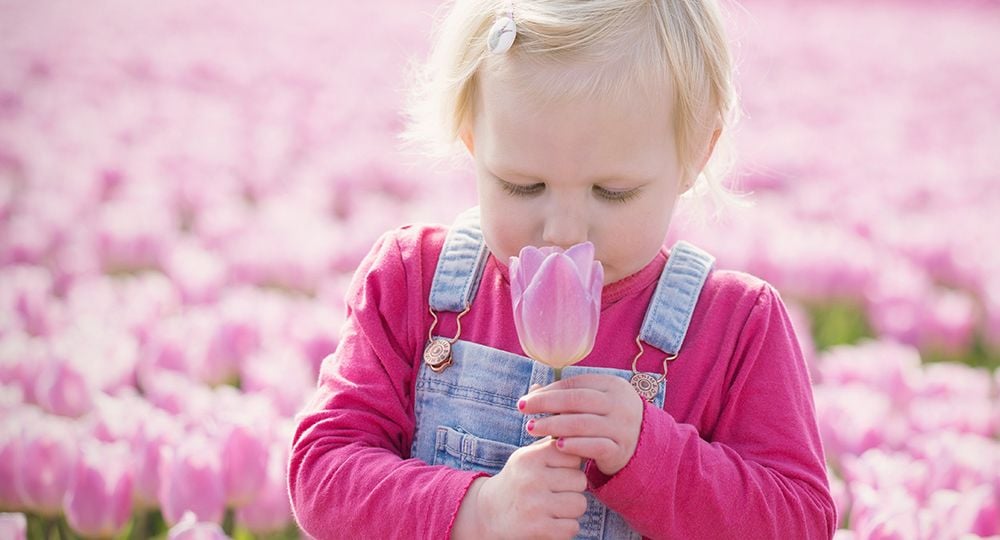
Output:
[498, 178, 544, 197]
[593, 185, 640, 203]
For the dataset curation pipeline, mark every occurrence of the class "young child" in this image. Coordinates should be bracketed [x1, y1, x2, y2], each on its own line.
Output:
[289, 0, 836, 538]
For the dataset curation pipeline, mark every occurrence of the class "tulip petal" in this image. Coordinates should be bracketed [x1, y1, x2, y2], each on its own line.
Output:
[519, 253, 598, 367]
[565, 242, 596, 285]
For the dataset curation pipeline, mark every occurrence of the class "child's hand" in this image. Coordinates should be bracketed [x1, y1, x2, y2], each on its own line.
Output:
[519, 374, 644, 476]
[452, 438, 587, 539]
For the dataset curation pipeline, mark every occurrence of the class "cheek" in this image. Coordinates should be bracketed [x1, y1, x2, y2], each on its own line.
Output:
[477, 193, 533, 263]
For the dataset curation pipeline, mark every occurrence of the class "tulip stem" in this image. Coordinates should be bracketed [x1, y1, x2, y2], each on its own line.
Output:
[553, 367, 563, 382]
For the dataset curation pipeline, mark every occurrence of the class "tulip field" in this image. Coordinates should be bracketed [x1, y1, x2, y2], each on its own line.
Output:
[0, 0, 997, 538]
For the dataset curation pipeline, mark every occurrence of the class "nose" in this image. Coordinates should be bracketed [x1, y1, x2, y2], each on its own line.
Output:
[541, 197, 589, 249]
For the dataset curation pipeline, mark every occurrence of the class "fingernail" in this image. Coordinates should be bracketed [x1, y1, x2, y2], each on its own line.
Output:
[517, 399, 526, 411]
[556, 438, 565, 449]
[526, 419, 535, 432]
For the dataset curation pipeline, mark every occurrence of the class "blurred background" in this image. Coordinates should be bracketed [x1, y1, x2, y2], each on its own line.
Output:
[0, 0, 997, 538]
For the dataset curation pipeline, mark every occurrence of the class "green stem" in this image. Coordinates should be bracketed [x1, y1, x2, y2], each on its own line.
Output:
[223, 507, 236, 537]
[553, 367, 563, 382]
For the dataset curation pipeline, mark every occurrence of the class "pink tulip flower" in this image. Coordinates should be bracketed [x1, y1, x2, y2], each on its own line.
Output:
[0, 513, 26, 540]
[167, 511, 230, 540]
[14, 415, 77, 516]
[235, 442, 293, 534]
[159, 433, 226, 526]
[509, 242, 603, 374]
[34, 357, 94, 418]
[64, 441, 133, 538]
[133, 407, 182, 509]
[220, 422, 269, 507]
[849, 485, 921, 540]
[163, 238, 227, 305]
[0, 412, 32, 510]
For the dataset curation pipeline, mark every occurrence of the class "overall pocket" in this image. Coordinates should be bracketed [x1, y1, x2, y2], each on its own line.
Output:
[432, 425, 519, 475]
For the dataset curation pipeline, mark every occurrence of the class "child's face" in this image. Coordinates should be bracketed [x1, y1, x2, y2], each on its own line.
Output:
[465, 61, 687, 284]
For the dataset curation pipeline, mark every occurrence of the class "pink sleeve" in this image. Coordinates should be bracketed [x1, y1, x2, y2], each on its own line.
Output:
[586, 284, 836, 539]
[288, 229, 483, 539]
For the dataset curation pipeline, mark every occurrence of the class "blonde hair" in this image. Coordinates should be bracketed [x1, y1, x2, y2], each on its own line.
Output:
[403, 0, 742, 206]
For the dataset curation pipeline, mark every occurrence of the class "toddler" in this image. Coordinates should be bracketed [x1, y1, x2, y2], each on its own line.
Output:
[289, 0, 836, 538]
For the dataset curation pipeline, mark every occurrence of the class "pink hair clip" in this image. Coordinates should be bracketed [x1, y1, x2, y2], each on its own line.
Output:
[487, 2, 516, 55]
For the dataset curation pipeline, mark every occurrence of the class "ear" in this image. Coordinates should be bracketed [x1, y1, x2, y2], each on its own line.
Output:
[698, 126, 723, 172]
[682, 126, 723, 193]
[460, 127, 475, 156]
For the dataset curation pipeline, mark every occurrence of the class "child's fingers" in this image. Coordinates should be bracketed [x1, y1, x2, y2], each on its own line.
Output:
[551, 436, 619, 467]
[544, 465, 588, 493]
[528, 412, 609, 439]
[520, 387, 610, 415]
[549, 491, 589, 520]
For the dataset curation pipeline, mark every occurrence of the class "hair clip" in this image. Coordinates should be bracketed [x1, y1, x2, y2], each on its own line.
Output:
[487, 3, 516, 55]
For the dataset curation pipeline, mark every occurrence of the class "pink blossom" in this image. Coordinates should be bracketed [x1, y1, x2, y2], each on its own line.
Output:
[0, 513, 26, 540]
[0, 331, 46, 403]
[163, 238, 228, 304]
[235, 442, 293, 533]
[159, 433, 225, 526]
[813, 384, 897, 461]
[240, 347, 314, 416]
[219, 422, 269, 507]
[849, 485, 921, 540]
[509, 242, 603, 370]
[13, 415, 77, 516]
[64, 441, 133, 538]
[842, 449, 931, 504]
[132, 407, 182, 509]
[167, 511, 230, 540]
[817, 340, 921, 404]
[0, 265, 58, 337]
[34, 356, 94, 418]
[916, 289, 976, 354]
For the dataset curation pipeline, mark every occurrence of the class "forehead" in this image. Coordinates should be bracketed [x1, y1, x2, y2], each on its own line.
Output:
[474, 56, 677, 179]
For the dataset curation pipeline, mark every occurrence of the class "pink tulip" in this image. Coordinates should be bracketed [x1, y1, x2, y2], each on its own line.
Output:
[167, 511, 230, 540]
[159, 433, 226, 526]
[14, 415, 77, 516]
[236, 442, 293, 534]
[0, 412, 33, 510]
[509, 242, 603, 372]
[813, 384, 895, 461]
[817, 340, 921, 405]
[0, 513, 26, 540]
[34, 357, 94, 418]
[133, 407, 182, 509]
[64, 441, 133, 538]
[849, 485, 921, 540]
[0, 330, 46, 404]
[240, 347, 314, 416]
[220, 422, 269, 507]
[842, 449, 930, 504]
[163, 238, 227, 305]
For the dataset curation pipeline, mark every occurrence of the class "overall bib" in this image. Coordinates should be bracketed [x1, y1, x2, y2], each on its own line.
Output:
[410, 208, 714, 539]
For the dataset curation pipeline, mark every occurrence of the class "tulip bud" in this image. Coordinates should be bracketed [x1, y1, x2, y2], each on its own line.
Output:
[159, 433, 225, 526]
[509, 242, 603, 371]
[64, 441, 133, 538]
[236, 442, 293, 534]
[15, 415, 76, 516]
[167, 511, 230, 540]
[220, 422, 269, 507]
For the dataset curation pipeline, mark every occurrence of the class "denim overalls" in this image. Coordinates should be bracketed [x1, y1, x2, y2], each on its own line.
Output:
[411, 208, 714, 539]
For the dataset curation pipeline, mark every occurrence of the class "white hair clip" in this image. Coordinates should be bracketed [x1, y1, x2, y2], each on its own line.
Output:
[487, 3, 516, 55]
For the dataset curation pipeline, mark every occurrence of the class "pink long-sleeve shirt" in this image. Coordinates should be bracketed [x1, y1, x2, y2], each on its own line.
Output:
[289, 224, 836, 539]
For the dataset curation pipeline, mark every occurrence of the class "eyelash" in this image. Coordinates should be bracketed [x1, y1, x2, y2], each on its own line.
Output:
[498, 180, 640, 204]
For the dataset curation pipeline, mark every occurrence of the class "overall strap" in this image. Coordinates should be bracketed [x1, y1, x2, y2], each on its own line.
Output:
[428, 207, 490, 313]
[639, 241, 715, 355]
